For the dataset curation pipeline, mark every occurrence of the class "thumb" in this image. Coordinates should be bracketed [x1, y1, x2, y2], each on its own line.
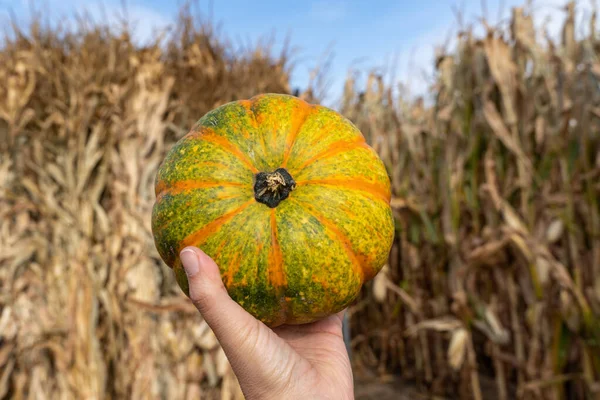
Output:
[179, 246, 260, 349]
[179, 246, 301, 394]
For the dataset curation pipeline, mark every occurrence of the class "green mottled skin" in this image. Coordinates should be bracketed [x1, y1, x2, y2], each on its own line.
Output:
[152, 93, 394, 327]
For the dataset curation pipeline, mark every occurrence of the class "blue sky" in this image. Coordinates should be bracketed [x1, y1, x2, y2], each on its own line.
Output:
[1, 0, 588, 107]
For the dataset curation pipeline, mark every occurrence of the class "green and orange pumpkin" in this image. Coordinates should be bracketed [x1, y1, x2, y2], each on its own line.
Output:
[151, 93, 394, 327]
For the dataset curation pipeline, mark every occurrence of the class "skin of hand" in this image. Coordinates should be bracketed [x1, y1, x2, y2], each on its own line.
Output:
[179, 246, 355, 400]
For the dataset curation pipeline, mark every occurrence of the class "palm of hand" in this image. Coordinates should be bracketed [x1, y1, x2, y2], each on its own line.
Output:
[271, 312, 354, 399]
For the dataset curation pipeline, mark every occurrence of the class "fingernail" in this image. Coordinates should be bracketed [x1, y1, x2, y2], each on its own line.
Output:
[180, 248, 200, 277]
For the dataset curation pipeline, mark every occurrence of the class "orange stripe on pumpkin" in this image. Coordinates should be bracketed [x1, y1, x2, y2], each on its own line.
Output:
[281, 103, 314, 168]
[268, 208, 288, 325]
[155, 161, 235, 197]
[239, 99, 253, 112]
[296, 178, 391, 203]
[292, 136, 369, 172]
[293, 199, 365, 281]
[189, 129, 259, 173]
[222, 252, 242, 286]
[293, 121, 342, 159]
[240, 99, 258, 129]
[180, 198, 255, 249]
[283, 122, 339, 171]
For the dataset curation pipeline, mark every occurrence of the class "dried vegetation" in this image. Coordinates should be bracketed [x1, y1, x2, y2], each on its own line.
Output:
[0, 1, 599, 400]
[346, 2, 600, 399]
[0, 6, 289, 400]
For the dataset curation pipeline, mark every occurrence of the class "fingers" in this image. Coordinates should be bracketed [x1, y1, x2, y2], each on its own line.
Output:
[179, 246, 306, 396]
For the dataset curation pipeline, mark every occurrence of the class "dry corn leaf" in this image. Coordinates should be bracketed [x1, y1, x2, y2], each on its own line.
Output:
[546, 219, 565, 243]
[372, 264, 389, 303]
[405, 317, 462, 337]
[448, 328, 468, 370]
[483, 101, 532, 179]
[215, 347, 229, 378]
[483, 36, 518, 125]
[0, 359, 15, 399]
[203, 351, 219, 387]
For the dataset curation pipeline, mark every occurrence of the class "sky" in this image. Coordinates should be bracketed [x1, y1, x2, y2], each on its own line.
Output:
[1, 0, 595, 107]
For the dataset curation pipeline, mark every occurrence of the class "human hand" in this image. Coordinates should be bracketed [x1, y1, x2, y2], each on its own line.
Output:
[179, 246, 354, 400]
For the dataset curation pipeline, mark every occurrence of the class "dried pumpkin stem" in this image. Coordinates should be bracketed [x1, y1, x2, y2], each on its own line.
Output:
[254, 168, 296, 208]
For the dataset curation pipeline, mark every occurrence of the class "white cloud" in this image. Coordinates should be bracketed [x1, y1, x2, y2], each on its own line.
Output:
[354, 0, 597, 103]
[530, 0, 595, 42]
[120, 4, 172, 44]
[392, 26, 453, 101]
[3, 0, 171, 44]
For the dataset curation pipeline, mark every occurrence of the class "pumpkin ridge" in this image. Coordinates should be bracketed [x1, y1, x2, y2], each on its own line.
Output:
[291, 199, 365, 282]
[152, 193, 244, 233]
[241, 98, 272, 168]
[301, 123, 339, 154]
[155, 160, 238, 196]
[240, 99, 263, 145]
[339, 202, 386, 242]
[239, 100, 257, 128]
[287, 122, 342, 167]
[291, 136, 369, 173]
[268, 209, 287, 287]
[268, 208, 288, 324]
[181, 198, 255, 250]
[281, 102, 314, 168]
[190, 129, 259, 173]
[296, 178, 391, 203]
[155, 180, 249, 202]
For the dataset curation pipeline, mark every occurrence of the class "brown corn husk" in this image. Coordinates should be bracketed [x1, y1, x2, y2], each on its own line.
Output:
[345, 2, 600, 399]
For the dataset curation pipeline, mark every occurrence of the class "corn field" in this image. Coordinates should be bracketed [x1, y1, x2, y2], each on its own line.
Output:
[345, 3, 600, 399]
[0, 2, 599, 400]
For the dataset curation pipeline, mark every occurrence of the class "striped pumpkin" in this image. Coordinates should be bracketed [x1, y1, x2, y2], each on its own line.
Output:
[152, 93, 394, 327]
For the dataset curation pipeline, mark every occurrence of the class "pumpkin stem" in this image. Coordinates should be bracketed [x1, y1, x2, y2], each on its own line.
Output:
[254, 168, 296, 208]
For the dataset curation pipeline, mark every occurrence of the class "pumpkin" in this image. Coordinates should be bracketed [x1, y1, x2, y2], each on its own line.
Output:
[152, 93, 394, 327]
